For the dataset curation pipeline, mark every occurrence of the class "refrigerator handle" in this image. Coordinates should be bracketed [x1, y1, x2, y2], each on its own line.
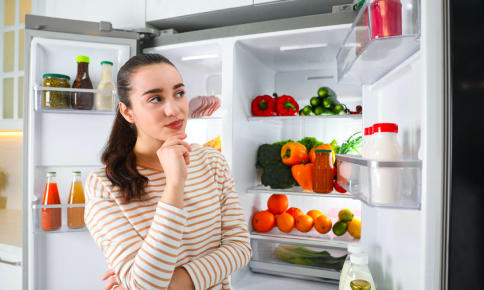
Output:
[0, 257, 21, 267]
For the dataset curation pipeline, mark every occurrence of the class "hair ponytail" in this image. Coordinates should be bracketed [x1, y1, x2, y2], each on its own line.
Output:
[101, 54, 175, 203]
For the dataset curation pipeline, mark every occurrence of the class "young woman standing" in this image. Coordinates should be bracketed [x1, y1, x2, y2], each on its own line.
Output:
[84, 54, 251, 290]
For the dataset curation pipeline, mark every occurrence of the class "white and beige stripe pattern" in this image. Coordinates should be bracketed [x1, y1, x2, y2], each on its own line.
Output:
[84, 147, 252, 290]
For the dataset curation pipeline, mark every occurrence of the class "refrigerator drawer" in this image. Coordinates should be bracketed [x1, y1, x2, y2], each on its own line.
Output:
[250, 238, 347, 283]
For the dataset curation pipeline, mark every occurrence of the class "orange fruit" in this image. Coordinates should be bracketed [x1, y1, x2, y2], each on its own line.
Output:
[276, 213, 295, 233]
[252, 210, 275, 233]
[286, 207, 304, 221]
[307, 210, 323, 221]
[267, 194, 289, 215]
[296, 215, 314, 233]
[314, 215, 332, 234]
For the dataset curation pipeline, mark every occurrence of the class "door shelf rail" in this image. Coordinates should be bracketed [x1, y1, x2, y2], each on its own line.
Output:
[336, 154, 422, 210]
[33, 86, 117, 115]
[247, 185, 355, 199]
[31, 201, 88, 234]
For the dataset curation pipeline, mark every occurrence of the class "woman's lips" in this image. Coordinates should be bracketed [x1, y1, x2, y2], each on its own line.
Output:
[166, 119, 183, 129]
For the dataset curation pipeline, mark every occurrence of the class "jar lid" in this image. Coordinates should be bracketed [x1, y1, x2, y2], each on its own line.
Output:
[373, 123, 398, 133]
[350, 253, 368, 265]
[43, 74, 70, 80]
[315, 149, 332, 153]
[77, 55, 90, 63]
[369, 126, 374, 135]
[347, 243, 364, 254]
[46, 172, 56, 177]
[350, 280, 371, 290]
[101, 61, 113, 66]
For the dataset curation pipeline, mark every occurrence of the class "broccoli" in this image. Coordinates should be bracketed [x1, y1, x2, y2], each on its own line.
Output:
[271, 139, 294, 147]
[256, 144, 283, 168]
[261, 162, 296, 189]
[297, 137, 324, 151]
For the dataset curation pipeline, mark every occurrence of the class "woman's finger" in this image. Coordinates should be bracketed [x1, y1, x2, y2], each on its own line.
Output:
[103, 276, 119, 290]
[161, 137, 192, 154]
[101, 269, 115, 280]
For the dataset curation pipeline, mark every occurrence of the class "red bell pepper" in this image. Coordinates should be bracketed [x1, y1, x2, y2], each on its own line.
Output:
[251, 95, 276, 117]
[276, 95, 299, 116]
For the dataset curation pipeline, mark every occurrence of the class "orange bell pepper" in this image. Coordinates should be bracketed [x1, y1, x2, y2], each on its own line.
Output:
[281, 142, 309, 166]
[309, 144, 335, 164]
[291, 161, 313, 191]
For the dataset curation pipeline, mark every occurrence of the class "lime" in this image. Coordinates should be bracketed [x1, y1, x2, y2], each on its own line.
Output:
[338, 209, 354, 222]
[313, 106, 325, 115]
[310, 97, 321, 107]
[317, 87, 337, 98]
[333, 104, 345, 115]
[322, 108, 333, 115]
[333, 221, 348, 236]
[302, 105, 314, 116]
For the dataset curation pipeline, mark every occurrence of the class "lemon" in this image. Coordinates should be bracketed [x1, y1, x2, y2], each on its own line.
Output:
[333, 221, 348, 236]
[347, 218, 361, 238]
[338, 209, 354, 222]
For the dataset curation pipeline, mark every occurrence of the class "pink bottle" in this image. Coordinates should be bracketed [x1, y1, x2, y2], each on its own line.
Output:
[370, 0, 402, 39]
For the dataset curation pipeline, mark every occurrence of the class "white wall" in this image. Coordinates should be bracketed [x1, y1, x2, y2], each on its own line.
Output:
[0, 135, 23, 210]
[37, 0, 147, 29]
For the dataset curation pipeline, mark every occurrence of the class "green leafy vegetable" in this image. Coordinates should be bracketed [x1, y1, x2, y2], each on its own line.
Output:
[337, 132, 362, 155]
[297, 137, 324, 151]
[271, 140, 294, 147]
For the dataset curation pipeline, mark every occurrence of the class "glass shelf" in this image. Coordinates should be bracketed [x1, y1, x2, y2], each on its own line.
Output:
[336, 0, 421, 85]
[336, 154, 422, 210]
[32, 201, 88, 234]
[247, 185, 355, 199]
[248, 114, 362, 122]
[33, 86, 117, 115]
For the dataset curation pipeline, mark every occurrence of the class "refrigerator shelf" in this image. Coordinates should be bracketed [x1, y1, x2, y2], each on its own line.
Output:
[33, 86, 117, 114]
[247, 185, 355, 199]
[32, 201, 88, 234]
[248, 114, 362, 122]
[336, 1, 421, 85]
[187, 117, 222, 121]
[336, 154, 422, 210]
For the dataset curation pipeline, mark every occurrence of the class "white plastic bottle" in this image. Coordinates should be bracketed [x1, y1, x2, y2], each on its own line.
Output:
[95, 61, 116, 111]
[362, 127, 369, 158]
[367, 123, 402, 205]
[363, 126, 374, 159]
[339, 243, 364, 290]
[343, 253, 376, 290]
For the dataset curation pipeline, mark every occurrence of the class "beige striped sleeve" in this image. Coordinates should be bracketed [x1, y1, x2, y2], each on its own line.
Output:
[182, 153, 253, 290]
[84, 172, 189, 290]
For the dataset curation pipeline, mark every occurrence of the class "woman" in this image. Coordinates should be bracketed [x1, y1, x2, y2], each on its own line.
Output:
[84, 54, 252, 290]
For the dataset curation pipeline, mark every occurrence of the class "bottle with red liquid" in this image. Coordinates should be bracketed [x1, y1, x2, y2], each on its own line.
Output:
[313, 150, 335, 193]
[370, 0, 402, 39]
[41, 172, 62, 231]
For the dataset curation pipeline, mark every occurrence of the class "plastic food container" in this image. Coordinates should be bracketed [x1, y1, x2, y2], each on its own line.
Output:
[42, 74, 71, 109]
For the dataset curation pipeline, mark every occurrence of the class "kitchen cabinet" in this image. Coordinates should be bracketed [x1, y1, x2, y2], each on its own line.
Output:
[146, 0, 254, 22]
[0, 209, 22, 290]
[0, 249, 22, 290]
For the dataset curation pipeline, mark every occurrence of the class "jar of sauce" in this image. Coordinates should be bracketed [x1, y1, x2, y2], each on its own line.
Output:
[313, 149, 334, 193]
[71, 55, 94, 110]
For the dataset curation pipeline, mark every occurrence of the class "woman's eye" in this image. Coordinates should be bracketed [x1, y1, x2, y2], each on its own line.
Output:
[176, 91, 185, 98]
[149, 96, 161, 103]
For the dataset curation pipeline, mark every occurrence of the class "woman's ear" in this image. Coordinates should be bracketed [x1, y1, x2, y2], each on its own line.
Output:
[119, 102, 135, 124]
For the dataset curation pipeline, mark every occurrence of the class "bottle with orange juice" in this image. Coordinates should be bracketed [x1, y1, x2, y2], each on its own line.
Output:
[67, 171, 86, 229]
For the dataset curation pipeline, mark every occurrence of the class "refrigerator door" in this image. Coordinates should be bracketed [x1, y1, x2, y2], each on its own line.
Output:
[22, 15, 137, 290]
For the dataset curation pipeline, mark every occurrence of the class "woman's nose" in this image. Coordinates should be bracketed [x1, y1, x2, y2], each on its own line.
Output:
[164, 97, 181, 117]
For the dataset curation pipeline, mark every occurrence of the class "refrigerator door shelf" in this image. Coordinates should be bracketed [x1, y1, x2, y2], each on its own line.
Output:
[336, 154, 422, 210]
[336, 0, 421, 85]
[250, 238, 347, 283]
[31, 201, 88, 234]
[247, 185, 355, 199]
[34, 87, 117, 114]
[248, 114, 362, 122]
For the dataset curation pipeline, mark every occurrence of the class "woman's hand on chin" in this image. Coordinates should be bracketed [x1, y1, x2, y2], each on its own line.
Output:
[157, 133, 192, 184]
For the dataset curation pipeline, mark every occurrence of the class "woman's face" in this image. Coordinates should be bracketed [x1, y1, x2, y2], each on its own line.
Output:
[123, 63, 188, 142]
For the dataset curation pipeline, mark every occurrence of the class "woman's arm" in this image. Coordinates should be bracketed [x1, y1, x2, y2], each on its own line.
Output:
[181, 152, 253, 290]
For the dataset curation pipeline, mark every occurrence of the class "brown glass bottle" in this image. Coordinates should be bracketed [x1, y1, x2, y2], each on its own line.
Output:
[71, 55, 94, 110]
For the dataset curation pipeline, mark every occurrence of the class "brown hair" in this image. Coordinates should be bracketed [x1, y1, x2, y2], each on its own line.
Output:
[101, 54, 176, 203]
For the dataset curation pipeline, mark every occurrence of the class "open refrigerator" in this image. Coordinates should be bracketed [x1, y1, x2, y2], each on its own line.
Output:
[22, 1, 446, 289]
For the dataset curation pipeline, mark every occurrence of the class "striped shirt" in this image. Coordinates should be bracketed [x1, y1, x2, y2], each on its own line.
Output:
[84, 147, 252, 290]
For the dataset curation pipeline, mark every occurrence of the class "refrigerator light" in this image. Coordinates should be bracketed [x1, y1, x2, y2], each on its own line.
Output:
[307, 75, 334, 80]
[181, 54, 219, 61]
[0, 130, 22, 136]
[280, 43, 328, 51]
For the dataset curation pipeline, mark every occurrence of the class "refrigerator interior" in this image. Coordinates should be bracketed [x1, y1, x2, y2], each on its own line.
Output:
[144, 41, 224, 147]
[229, 25, 364, 289]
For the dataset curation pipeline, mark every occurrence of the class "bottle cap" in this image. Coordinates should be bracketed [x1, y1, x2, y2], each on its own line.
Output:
[364, 127, 369, 136]
[315, 149, 332, 153]
[43, 74, 70, 80]
[347, 243, 364, 254]
[350, 280, 371, 290]
[369, 126, 373, 135]
[72, 171, 81, 176]
[77, 56, 90, 63]
[46, 172, 56, 177]
[350, 253, 368, 265]
[373, 123, 398, 133]
[101, 61, 113, 66]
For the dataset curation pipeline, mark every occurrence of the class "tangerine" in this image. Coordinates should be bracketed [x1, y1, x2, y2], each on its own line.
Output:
[296, 214, 314, 233]
[314, 215, 332, 234]
[286, 207, 303, 221]
[252, 210, 275, 233]
[276, 213, 295, 233]
[267, 194, 289, 214]
[307, 210, 323, 221]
